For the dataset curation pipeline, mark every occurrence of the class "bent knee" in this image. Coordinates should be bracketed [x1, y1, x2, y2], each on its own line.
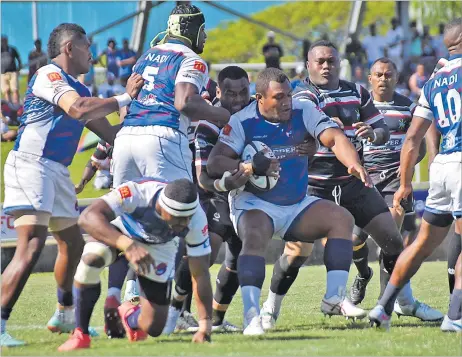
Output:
[327, 206, 354, 237]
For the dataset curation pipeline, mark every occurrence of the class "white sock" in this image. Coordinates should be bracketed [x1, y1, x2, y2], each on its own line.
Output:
[242, 286, 261, 319]
[325, 270, 349, 299]
[125, 280, 136, 294]
[107, 287, 121, 302]
[1, 319, 6, 334]
[396, 282, 415, 306]
[265, 290, 285, 316]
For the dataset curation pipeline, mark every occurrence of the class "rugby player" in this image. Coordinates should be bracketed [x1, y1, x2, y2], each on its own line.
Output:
[1, 23, 143, 347]
[348, 57, 429, 310]
[57, 179, 213, 351]
[260, 41, 439, 330]
[208, 68, 370, 335]
[369, 19, 462, 332]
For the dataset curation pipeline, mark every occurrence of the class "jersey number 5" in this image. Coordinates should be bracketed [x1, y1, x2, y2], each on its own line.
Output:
[434, 89, 461, 128]
[141, 66, 159, 91]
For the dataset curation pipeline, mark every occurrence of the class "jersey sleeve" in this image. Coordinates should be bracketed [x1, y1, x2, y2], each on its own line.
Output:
[101, 181, 143, 217]
[298, 99, 339, 139]
[414, 87, 434, 121]
[175, 57, 209, 92]
[194, 121, 219, 167]
[184, 208, 211, 257]
[32, 67, 77, 104]
[357, 84, 383, 125]
[218, 114, 246, 155]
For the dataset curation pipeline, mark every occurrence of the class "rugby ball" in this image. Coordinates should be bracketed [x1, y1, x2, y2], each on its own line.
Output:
[241, 141, 279, 191]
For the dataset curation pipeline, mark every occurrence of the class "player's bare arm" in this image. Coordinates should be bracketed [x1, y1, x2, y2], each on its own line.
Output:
[319, 127, 372, 187]
[188, 254, 213, 342]
[393, 116, 432, 207]
[425, 121, 441, 166]
[207, 141, 279, 179]
[58, 73, 144, 121]
[78, 200, 154, 275]
[175, 82, 230, 127]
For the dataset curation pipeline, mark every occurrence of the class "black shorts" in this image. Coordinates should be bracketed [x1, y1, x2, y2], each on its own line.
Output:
[370, 170, 414, 213]
[308, 177, 389, 229]
[202, 196, 241, 249]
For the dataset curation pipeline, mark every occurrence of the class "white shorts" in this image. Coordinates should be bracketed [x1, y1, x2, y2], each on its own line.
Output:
[426, 152, 462, 218]
[112, 125, 193, 187]
[3, 151, 79, 218]
[229, 190, 321, 240]
[111, 216, 179, 283]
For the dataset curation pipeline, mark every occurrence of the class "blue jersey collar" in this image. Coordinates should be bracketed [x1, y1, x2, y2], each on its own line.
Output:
[448, 53, 462, 60]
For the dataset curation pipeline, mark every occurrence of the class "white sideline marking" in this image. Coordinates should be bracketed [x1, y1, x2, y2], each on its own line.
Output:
[8, 325, 104, 331]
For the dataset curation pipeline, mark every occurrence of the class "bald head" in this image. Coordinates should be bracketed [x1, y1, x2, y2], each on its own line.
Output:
[444, 18, 462, 54]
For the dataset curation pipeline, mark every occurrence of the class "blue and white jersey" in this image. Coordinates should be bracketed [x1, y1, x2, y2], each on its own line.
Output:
[14, 63, 90, 166]
[102, 178, 210, 257]
[123, 41, 209, 137]
[219, 99, 338, 206]
[414, 54, 461, 154]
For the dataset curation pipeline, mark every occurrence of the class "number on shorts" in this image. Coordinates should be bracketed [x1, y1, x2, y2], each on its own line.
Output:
[434, 89, 461, 128]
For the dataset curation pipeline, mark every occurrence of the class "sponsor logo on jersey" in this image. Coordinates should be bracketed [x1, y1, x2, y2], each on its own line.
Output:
[118, 186, 132, 199]
[155, 262, 167, 275]
[202, 224, 208, 236]
[193, 61, 206, 73]
[139, 94, 161, 106]
[47, 72, 63, 82]
[222, 124, 232, 136]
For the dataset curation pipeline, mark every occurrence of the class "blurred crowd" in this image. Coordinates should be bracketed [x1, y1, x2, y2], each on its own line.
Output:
[0, 18, 449, 143]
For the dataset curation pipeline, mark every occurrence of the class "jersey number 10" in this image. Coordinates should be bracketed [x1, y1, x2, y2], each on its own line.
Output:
[142, 66, 159, 91]
[434, 89, 461, 128]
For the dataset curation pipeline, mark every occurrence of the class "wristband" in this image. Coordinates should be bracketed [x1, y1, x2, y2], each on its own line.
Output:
[115, 235, 132, 252]
[198, 318, 212, 334]
[114, 93, 132, 109]
[213, 171, 232, 192]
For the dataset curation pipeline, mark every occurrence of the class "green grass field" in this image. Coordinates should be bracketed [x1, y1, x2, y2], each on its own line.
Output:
[1, 262, 460, 356]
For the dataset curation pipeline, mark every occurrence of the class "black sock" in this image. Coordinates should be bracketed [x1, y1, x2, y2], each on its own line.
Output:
[270, 254, 305, 295]
[378, 283, 401, 315]
[182, 294, 192, 314]
[212, 309, 227, 326]
[175, 257, 192, 296]
[353, 242, 370, 279]
[57, 288, 73, 307]
[171, 297, 183, 311]
[126, 267, 137, 282]
[73, 284, 101, 334]
[108, 256, 129, 290]
[448, 233, 461, 295]
[448, 289, 462, 320]
[214, 264, 239, 305]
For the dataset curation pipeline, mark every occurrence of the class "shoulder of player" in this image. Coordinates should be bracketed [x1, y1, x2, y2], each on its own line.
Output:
[293, 82, 318, 102]
[231, 100, 258, 124]
[196, 120, 220, 137]
[119, 178, 167, 199]
[392, 91, 413, 107]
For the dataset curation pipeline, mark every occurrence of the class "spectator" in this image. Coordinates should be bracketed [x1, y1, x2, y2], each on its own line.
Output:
[290, 65, 305, 90]
[1, 35, 21, 105]
[408, 63, 428, 102]
[97, 72, 125, 98]
[100, 38, 119, 78]
[362, 24, 385, 67]
[78, 37, 98, 95]
[432, 23, 449, 59]
[28, 39, 48, 82]
[248, 72, 256, 96]
[409, 21, 423, 60]
[117, 39, 137, 87]
[385, 18, 405, 72]
[262, 31, 283, 69]
[0, 110, 17, 142]
[353, 66, 368, 89]
[421, 25, 435, 57]
[345, 33, 366, 70]
[302, 39, 311, 62]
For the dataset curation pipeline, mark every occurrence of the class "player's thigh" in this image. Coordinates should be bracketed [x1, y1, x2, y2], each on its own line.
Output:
[9, 72, 18, 92]
[425, 160, 452, 215]
[138, 278, 171, 335]
[3, 151, 55, 215]
[342, 178, 389, 229]
[409, 216, 452, 257]
[445, 159, 462, 219]
[284, 198, 354, 243]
